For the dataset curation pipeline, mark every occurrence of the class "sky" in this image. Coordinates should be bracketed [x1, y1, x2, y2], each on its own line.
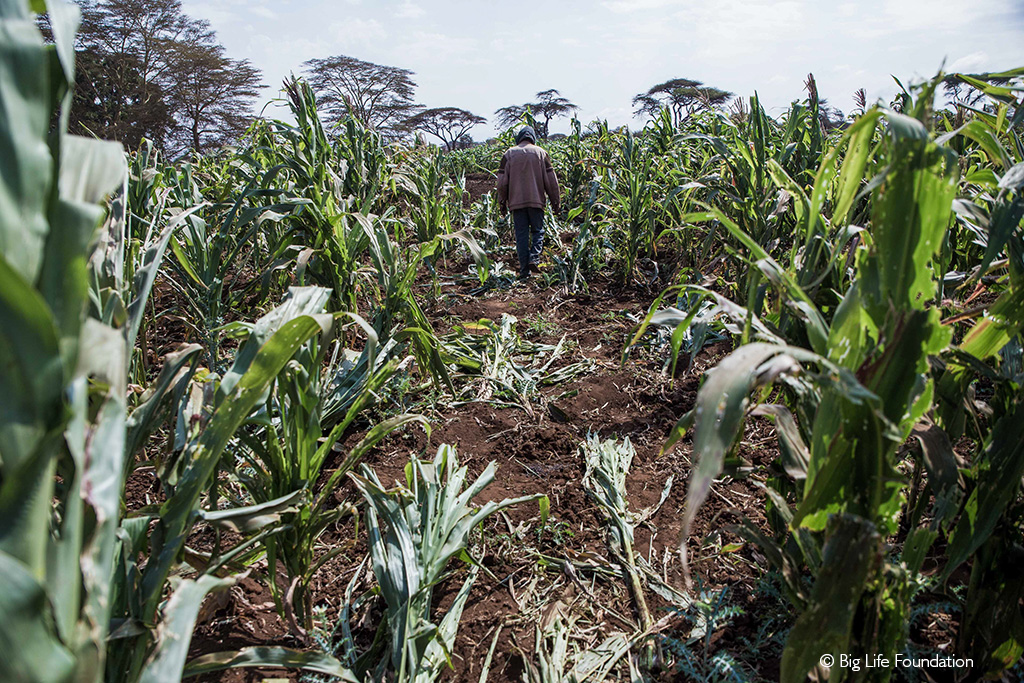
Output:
[181, 0, 1024, 142]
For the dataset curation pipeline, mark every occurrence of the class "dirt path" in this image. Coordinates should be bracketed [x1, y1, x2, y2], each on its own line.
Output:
[184, 263, 782, 682]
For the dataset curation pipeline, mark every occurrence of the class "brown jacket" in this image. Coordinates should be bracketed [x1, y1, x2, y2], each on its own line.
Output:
[496, 142, 561, 213]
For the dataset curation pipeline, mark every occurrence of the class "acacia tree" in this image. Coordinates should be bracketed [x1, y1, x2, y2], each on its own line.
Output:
[86, 0, 210, 82]
[494, 89, 578, 138]
[70, 49, 172, 145]
[403, 107, 486, 150]
[163, 41, 263, 153]
[40, 0, 260, 150]
[80, 0, 211, 146]
[632, 78, 732, 123]
[302, 54, 421, 135]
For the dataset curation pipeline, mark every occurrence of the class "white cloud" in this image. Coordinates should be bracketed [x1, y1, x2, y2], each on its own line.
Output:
[328, 18, 388, 47]
[395, 1, 426, 19]
[394, 30, 479, 63]
[948, 51, 990, 73]
[601, 0, 683, 13]
[185, 0, 1024, 135]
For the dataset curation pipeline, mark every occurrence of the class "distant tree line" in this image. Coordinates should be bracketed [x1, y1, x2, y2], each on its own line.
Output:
[299, 54, 490, 150]
[42, 3, 847, 155]
[42, 0, 263, 154]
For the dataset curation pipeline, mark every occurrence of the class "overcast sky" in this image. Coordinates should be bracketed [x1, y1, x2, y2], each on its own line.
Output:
[182, 0, 1024, 141]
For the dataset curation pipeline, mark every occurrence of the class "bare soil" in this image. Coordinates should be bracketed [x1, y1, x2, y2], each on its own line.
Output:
[174, 263, 789, 683]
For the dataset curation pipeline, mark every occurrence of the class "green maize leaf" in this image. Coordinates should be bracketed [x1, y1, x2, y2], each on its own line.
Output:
[538, 495, 550, 527]
[125, 207, 202, 352]
[0, 12, 53, 284]
[76, 317, 126, 396]
[965, 167, 1000, 187]
[937, 120, 1012, 170]
[624, 288, 695, 364]
[882, 109, 930, 141]
[74, 321, 128, 657]
[831, 110, 882, 226]
[418, 565, 480, 682]
[337, 309, 379, 376]
[40, 0, 77, 85]
[974, 66, 1024, 79]
[142, 315, 326, 619]
[980, 196, 1024, 276]
[353, 445, 539, 678]
[218, 286, 332, 399]
[0, 551, 75, 683]
[168, 237, 205, 289]
[197, 489, 305, 533]
[44, 136, 127, 367]
[797, 312, 941, 533]
[943, 395, 1024, 579]
[49, 376, 87, 643]
[315, 412, 429, 511]
[751, 404, 809, 479]
[826, 283, 876, 371]
[139, 574, 236, 683]
[439, 228, 491, 282]
[685, 209, 829, 353]
[125, 343, 202, 461]
[936, 287, 1024, 432]
[2, 0, 33, 17]
[183, 647, 357, 680]
[999, 161, 1024, 191]
[0, 419, 63, 581]
[109, 515, 152, 635]
[953, 73, 1020, 104]
[58, 136, 126, 206]
[960, 287, 1024, 359]
[764, 159, 810, 233]
[902, 527, 938, 574]
[959, 538, 1024, 676]
[861, 118, 957, 315]
[682, 343, 804, 569]
[661, 407, 694, 455]
[780, 514, 879, 683]
[865, 309, 948, 429]
[0, 255, 63, 473]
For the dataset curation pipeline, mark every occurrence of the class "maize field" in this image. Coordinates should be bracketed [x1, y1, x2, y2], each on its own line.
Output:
[2, 1, 1024, 682]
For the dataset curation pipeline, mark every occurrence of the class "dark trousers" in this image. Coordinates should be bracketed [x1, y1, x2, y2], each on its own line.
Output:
[512, 207, 544, 277]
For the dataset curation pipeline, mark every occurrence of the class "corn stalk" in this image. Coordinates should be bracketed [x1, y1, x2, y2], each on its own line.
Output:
[351, 445, 541, 682]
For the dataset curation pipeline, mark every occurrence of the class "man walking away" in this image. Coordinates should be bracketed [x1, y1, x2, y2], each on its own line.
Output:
[496, 126, 561, 280]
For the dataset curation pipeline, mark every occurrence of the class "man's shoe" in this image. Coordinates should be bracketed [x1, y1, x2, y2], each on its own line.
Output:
[529, 263, 542, 274]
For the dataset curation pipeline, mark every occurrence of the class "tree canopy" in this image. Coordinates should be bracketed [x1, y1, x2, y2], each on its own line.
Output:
[41, 0, 263, 152]
[302, 54, 421, 136]
[632, 78, 732, 122]
[494, 89, 579, 139]
[403, 108, 486, 150]
[163, 41, 263, 153]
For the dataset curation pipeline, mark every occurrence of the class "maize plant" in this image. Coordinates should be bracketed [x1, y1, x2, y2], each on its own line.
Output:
[350, 445, 541, 682]
[640, 73, 1024, 681]
[224, 286, 429, 629]
[0, 6, 358, 680]
[0, 3, 135, 680]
